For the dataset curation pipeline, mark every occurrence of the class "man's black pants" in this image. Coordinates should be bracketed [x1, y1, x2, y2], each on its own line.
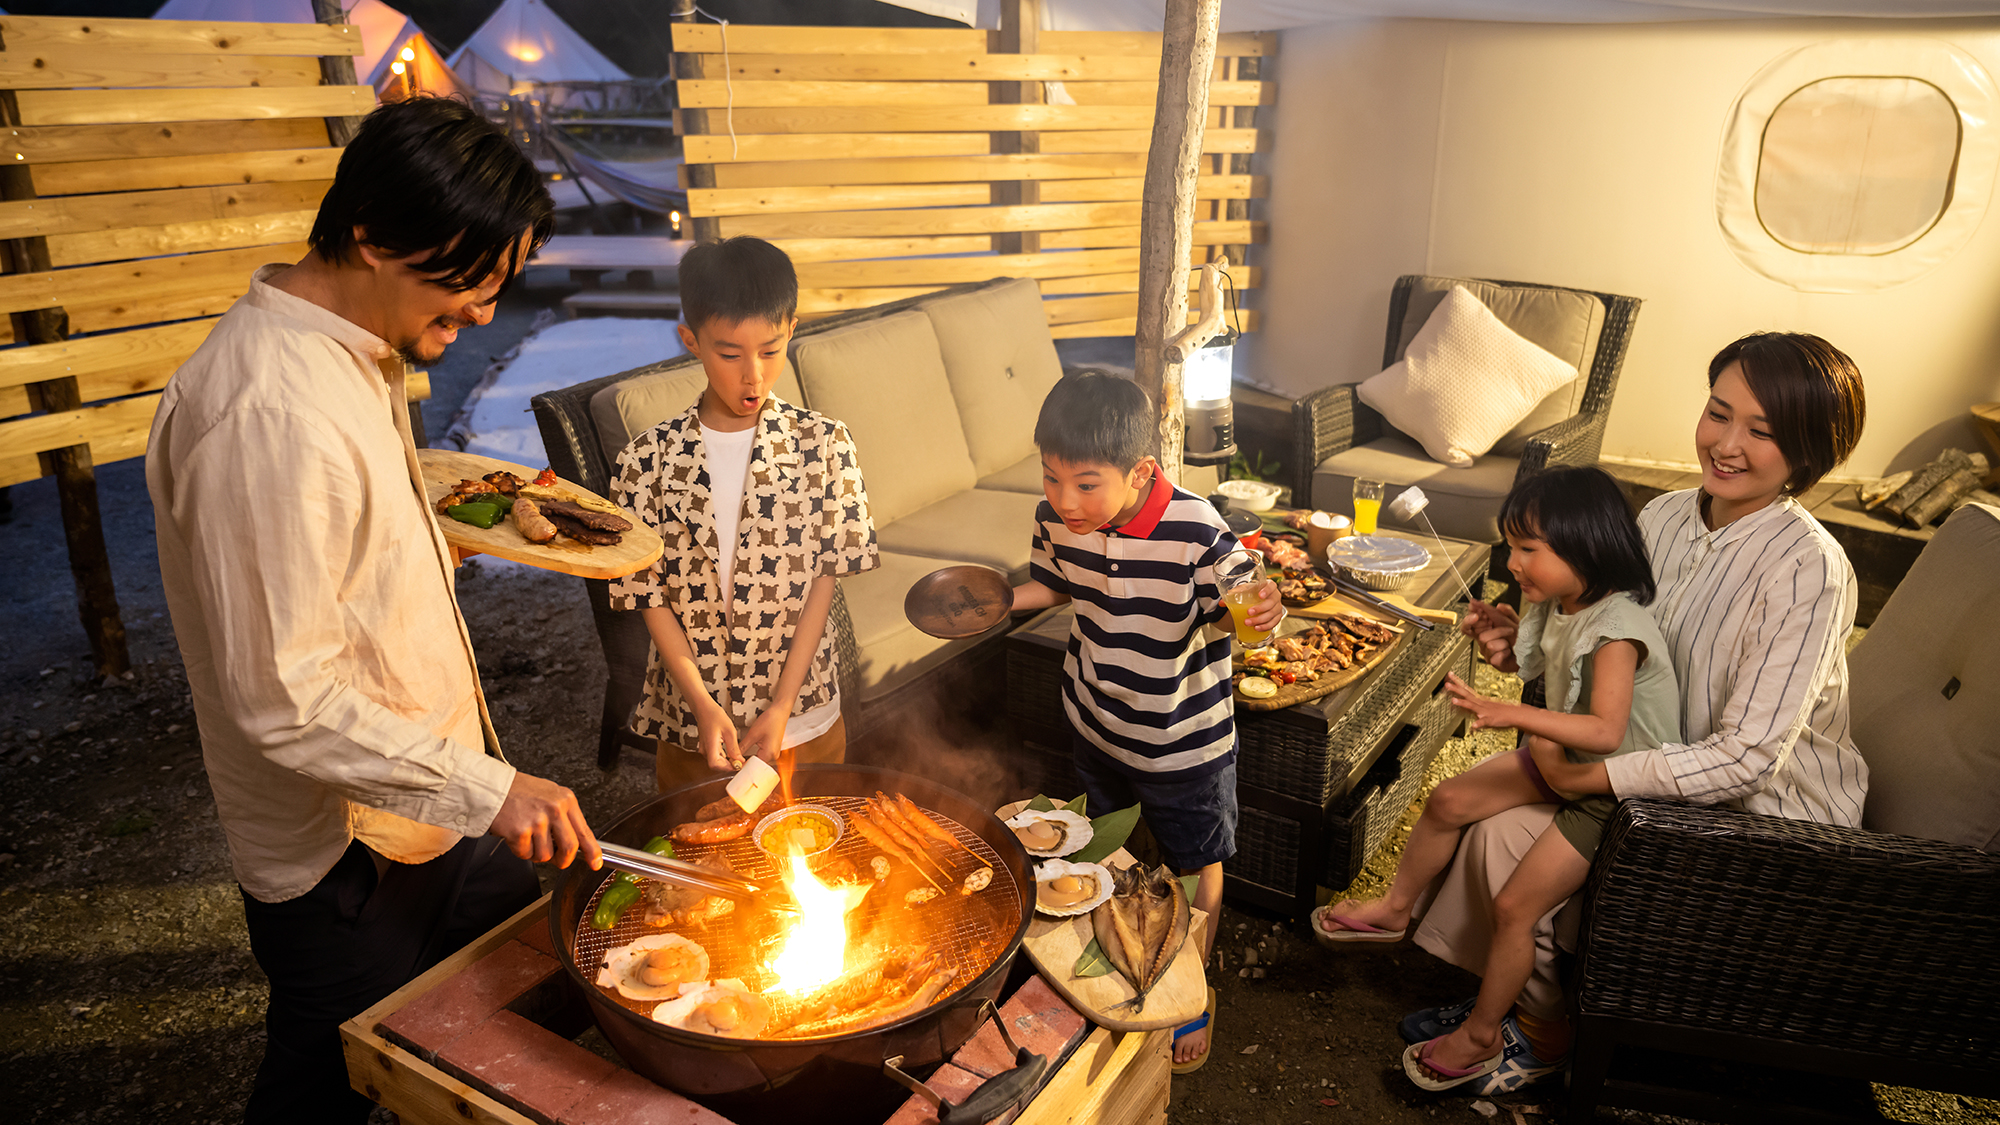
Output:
[238, 835, 538, 1124]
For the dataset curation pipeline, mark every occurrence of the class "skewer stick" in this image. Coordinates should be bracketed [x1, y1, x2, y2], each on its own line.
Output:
[870, 802, 957, 884]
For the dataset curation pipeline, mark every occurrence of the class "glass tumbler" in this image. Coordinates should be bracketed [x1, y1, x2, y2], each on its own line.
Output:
[1217, 548, 1274, 650]
[1352, 478, 1385, 536]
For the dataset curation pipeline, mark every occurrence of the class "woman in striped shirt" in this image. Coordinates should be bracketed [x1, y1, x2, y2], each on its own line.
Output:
[1397, 332, 1869, 1094]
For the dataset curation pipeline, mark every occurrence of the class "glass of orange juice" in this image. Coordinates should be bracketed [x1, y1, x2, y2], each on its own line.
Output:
[1217, 549, 1274, 649]
[1352, 478, 1385, 536]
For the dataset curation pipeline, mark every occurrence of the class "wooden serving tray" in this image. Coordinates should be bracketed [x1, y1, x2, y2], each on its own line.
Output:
[1232, 591, 1457, 711]
[418, 449, 663, 581]
[1000, 802, 1209, 1034]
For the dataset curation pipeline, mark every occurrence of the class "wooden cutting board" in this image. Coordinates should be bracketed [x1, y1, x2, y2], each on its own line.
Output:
[999, 802, 1210, 1033]
[1232, 593, 1457, 710]
[418, 449, 663, 581]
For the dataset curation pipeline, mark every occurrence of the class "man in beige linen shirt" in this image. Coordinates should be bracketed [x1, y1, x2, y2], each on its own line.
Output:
[147, 98, 599, 1125]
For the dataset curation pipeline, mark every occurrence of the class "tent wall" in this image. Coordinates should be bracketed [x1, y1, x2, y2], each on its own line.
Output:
[1250, 16, 2000, 480]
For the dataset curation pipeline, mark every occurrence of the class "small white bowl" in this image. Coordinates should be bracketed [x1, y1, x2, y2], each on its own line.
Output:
[1005, 808, 1093, 858]
[1217, 479, 1282, 512]
[1033, 860, 1115, 917]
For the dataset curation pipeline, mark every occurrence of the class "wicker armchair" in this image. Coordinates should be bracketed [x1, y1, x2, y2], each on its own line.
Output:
[1566, 503, 2000, 1124]
[1289, 276, 1640, 552]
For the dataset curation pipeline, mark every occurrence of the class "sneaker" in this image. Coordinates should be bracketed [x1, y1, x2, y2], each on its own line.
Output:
[1470, 1013, 1567, 1095]
[1399, 996, 1478, 1045]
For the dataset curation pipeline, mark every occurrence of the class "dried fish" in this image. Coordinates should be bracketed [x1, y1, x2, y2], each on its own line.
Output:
[1091, 863, 1191, 1014]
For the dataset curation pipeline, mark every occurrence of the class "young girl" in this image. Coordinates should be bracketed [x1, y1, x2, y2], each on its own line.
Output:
[1311, 465, 1682, 1091]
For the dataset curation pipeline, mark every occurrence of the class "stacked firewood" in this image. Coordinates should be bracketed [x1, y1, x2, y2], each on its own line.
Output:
[1857, 448, 1998, 527]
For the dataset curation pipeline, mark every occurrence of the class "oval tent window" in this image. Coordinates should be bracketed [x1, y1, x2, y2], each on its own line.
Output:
[1756, 76, 1961, 256]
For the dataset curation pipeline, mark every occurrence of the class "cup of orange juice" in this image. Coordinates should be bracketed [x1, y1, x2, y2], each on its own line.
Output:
[1352, 478, 1385, 536]
[1217, 549, 1274, 649]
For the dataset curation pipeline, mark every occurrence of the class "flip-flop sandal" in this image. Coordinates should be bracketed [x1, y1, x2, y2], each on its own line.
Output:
[1171, 986, 1217, 1076]
[1401, 1036, 1503, 1092]
[1312, 903, 1407, 947]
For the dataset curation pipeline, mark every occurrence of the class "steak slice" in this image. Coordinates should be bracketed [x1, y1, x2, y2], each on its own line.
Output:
[535, 497, 633, 532]
[542, 509, 622, 545]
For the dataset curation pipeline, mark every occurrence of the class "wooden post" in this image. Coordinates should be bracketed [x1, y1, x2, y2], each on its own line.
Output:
[310, 0, 364, 147]
[0, 83, 128, 677]
[992, 0, 1042, 257]
[1134, 0, 1222, 486]
[670, 13, 722, 244]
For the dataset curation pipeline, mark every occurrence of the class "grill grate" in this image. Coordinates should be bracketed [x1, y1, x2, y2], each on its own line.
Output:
[571, 794, 1020, 1036]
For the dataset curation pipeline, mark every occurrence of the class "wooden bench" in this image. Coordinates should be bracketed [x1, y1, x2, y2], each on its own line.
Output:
[560, 289, 682, 319]
[0, 10, 385, 676]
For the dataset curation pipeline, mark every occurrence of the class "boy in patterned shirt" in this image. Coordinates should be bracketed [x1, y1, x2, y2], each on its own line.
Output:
[609, 237, 878, 791]
[1010, 373, 1281, 1070]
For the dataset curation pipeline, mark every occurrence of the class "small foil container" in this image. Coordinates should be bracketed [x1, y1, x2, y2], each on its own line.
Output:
[1032, 859, 1115, 917]
[754, 804, 843, 868]
[1327, 534, 1431, 590]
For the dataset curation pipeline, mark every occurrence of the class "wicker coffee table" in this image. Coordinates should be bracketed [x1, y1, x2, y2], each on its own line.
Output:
[1004, 530, 1491, 920]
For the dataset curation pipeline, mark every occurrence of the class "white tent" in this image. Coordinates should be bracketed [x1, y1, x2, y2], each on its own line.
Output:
[152, 0, 412, 81]
[932, 0, 2000, 29]
[447, 0, 628, 95]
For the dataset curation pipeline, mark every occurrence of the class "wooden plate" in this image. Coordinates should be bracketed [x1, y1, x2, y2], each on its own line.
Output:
[1233, 592, 1458, 711]
[998, 800, 1209, 1033]
[904, 564, 1013, 639]
[418, 449, 663, 581]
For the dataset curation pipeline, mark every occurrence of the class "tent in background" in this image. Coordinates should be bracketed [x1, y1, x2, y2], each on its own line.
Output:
[151, 0, 411, 80]
[447, 0, 627, 95]
[367, 21, 468, 101]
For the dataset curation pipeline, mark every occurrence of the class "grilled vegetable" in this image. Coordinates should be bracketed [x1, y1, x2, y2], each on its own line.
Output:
[446, 502, 504, 529]
[590, 835, 674, 929]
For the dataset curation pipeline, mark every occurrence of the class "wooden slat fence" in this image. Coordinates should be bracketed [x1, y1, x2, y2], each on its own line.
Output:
[671, 23, 1272, 339]
[0, 13, 391, 675]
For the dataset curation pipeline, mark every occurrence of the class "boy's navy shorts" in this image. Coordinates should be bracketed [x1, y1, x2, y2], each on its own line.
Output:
[1071, 734, 1238, 870]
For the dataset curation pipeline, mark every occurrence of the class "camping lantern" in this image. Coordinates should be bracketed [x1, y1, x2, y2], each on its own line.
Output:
[1182, 331, 1237, 465]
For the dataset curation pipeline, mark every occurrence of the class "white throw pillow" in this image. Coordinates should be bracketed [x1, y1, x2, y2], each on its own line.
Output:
[1356, 286, 1579, 468]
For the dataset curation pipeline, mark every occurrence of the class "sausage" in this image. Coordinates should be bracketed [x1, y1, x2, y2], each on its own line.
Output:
[672, 810, 755, 844]
[513, 495, 558, 543]
[694, 793, 778, 823]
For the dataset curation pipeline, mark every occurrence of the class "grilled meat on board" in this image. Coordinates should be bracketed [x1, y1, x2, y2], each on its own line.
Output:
[535, 497, 633, 533]
[541, 508, 622, 545]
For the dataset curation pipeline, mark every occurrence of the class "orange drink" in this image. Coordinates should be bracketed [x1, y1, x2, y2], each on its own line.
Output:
[1352, 478, 1385, 535]
[1225, 585, 1272, 647]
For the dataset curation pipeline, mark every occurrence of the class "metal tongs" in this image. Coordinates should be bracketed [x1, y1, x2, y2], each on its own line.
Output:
[597, 841, 766, 900]
[1322, 567, 1437, 632]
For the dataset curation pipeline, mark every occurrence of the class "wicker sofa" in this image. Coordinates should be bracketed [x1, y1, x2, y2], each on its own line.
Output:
[1288, 275, 1641, 549]
[1565, 503, 2000, 1123]
[531, 277, 1066, 767]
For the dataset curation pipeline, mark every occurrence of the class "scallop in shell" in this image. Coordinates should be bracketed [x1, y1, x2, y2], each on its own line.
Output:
[652, 979, 772, 1039]
[596, 933, 711, 1002]
[1004, 808, 1092, 857]
[1032, 859, 1114, 917]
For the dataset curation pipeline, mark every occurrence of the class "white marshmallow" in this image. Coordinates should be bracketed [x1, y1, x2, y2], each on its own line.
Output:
[1387, 486, 1429, 523]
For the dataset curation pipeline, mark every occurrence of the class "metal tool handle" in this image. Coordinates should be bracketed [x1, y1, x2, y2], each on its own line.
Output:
[1327, 573, 1436, 631]
[882, 999, 1049, 1125]
[597, 842, 764, 899]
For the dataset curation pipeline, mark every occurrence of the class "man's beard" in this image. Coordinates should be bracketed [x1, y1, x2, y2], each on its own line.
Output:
[396, 316, 467, 366]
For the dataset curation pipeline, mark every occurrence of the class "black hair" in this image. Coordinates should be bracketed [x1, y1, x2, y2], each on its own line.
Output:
[678, 237, 799, 335]
[1034, 372, 1154, 470]
[1499, 466, 1656, 606]
[309, 96, 552, 296]
[1707, 332, 1865, 495]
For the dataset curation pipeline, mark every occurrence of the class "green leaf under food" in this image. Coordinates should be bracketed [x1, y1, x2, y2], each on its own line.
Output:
[1067, 803, 1141, 865]
[1072, 937, 1115, 978]
[1181, 874, 1200, 904]
[1026, 794, 1057, 812]
[1062, 793, 1088, 815]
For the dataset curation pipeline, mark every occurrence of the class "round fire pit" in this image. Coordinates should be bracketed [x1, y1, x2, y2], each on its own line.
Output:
[551, 764, 1034, 1125]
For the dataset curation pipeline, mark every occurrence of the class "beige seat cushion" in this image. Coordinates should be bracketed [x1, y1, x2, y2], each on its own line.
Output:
[589, 356, 805, 469]
[875, 488, 1043, 584]
[1359, 286, 1579, 468]
[839, 551, 990, 703]
[793, 310, 975, 525]
[923, 278, 1064, 479]
[1850, 503, 2000, 851]
[1392, 278, 1604, 456]
[978, 451, 1046, 495]
[1312, 435, 1521, 543]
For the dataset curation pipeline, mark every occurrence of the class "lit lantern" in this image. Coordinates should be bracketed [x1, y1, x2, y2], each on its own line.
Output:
[1181, 330, 1237, 466]
[390, 60, 406, 75]
[400, 45, 416, 62]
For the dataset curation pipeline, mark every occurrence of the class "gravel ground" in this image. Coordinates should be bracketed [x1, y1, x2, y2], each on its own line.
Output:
[3, 279, 1994, 1125]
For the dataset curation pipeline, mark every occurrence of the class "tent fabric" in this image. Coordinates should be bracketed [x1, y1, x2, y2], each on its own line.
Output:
[151, 0, 410, 80]
[373, 31, 468, 101]
[948, 0, 2000, 30]
[446, 0, 628, 93]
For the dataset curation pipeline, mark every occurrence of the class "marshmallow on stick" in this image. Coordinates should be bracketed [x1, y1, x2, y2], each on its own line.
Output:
[1388, 487, 1478, 605]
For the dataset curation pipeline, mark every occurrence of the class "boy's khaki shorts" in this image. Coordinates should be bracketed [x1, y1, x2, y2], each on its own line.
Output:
[654, 715, 847, 794]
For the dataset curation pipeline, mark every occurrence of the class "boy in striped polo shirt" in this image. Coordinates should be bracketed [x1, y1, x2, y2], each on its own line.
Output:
[1011, 374, 1281, 1069]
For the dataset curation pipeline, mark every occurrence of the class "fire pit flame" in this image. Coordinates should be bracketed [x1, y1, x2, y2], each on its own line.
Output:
[768, 852, 869, 996]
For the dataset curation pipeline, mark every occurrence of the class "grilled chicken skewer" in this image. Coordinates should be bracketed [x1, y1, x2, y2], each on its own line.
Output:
[892, 792, 993, 872]
[848, 814, 944, 893]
